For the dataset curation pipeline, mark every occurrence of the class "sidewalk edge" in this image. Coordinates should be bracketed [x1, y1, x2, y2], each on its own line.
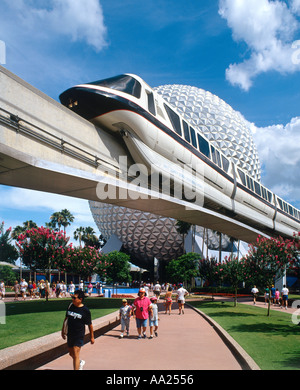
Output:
[187, 304, 261, 371]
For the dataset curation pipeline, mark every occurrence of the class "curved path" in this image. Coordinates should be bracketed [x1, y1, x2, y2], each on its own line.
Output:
[37, 301, 242, 371]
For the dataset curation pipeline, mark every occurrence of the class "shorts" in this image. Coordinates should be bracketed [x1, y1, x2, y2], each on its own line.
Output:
[149, 319, 158, 327]
[154, 291, 160, 296]
[282, 295, 288, 301]
[178, 299, 184, 304]
[136, 318, 148, 328]
[67, 336, 84, 348]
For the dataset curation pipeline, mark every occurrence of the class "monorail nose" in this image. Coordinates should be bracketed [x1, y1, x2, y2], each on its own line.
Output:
[59, 86, 127, 122]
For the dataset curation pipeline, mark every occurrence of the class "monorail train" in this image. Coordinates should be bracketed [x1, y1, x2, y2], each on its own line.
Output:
[59, 74, 300, 239]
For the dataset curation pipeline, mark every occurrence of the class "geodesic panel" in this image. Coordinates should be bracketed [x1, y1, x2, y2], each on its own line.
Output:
[154, 84, 261, 182]
[89, 202, 184, 268]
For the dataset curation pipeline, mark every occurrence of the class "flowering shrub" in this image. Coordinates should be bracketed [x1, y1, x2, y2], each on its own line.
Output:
[16, 226, 70, 277]
[241, 234, 298, 315]
[62, 246, 110, 280]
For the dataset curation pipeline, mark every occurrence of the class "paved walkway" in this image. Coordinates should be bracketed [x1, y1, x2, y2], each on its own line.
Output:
[37, 301, 242, 371]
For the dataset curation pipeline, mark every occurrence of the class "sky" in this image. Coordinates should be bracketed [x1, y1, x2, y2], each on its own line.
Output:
[0, 0, 300, 245]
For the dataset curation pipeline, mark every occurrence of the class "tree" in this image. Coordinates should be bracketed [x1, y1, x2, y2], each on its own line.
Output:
[198, 257, 220, 299]
[0, 265, 16, 285]
[74, 227, 86, 247]
[96, 251, 131, 285]
[242, 235, 297, 316]
[63, 246, 105, 281]
[0, 222, 18, 264]
[175, 220, 191, 251]
[12, 220, 38, 239]
[50, 209, 74, 234]
[16, 226, 71, 281]
[166, 253, 200, 287]
[215, 256, 245, 306]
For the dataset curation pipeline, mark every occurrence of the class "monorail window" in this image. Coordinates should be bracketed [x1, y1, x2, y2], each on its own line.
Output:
[182, 120, 190, 143]
[198, 134, 210, 159]
[222, 155, 230, 173]
[246, 175, 254, 192]
[164, 104, 182, 136]
[211, 145, 220, 166]
[147, 91, 156, 115]
[277, 198, 283, 209]
[289, 205, 293, 216]
[254, 181, 261, 196]
[190, 127, 197, 148]
[237, 169, 246, 186]
[267, 191, 273, 203]
[88, 75, 142, 99]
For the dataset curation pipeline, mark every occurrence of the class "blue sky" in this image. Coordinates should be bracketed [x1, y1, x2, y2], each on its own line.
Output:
[1, 0, 300, 243]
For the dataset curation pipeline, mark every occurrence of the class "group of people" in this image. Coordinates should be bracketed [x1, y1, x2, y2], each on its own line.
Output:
[61, 282, 189, 370]
[9, 279, 79, 301]
[251, 284, 290, 309]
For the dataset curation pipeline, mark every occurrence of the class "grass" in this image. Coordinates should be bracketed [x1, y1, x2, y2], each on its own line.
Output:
[0, 298, 123, 350]
[189, 300, 300, 370]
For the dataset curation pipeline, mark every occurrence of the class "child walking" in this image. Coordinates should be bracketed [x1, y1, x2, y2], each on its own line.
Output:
[119, 299, 132, 338]
[149, 296, 159, 338]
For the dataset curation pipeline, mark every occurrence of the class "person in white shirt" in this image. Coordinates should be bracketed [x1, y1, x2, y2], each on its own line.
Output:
[20, 279, 28, 300]
[69, 281, 75, 295]
[79, 280, 84, 291]
[251, 286, 259, 305]
[176, 284, 189, 315]
[281, 285, 289, 310]
[153, 282, 161, 299]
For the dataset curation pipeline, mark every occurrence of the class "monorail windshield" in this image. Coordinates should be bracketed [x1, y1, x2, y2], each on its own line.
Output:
[88, 75, 142, 99]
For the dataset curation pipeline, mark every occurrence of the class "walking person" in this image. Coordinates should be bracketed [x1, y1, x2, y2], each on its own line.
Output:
[251, 285, 259, 305]
[264, 287, 269, 305]
[20, 278, 28, 300]
[0, 280, 5, 300]
[153, 281, 161, 300]
[119, 299, 132, 338]
[274, 288, 280, 306]
[149, 296, 159, 338]
[132, 288, 152, 339]
[13, 280, 20, 301]
[280, 284, 289, 310]
[61, 290, 94, 370]
[176, 284, 189, 314]
[164, 286, 173, 315]
[87, 282, 93, 297]
[69, 281, 75, 296]
[56, 281, 61, 298]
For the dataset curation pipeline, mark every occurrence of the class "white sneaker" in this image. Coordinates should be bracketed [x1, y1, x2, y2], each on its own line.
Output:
[120, 333, 124, 338]
[79, 360, 85, 370]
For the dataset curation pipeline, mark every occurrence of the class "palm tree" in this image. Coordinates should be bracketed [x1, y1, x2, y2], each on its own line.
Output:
[74, 226, 85, 247]
[60, 209, 74, 233]
[50, 209, 74, 234]
[50, 212, 64, 231]
[175, 220, 192, 252]
[12, 220, 38, 239]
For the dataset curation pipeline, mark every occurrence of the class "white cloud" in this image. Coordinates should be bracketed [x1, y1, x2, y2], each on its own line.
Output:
[219, 0, 300, 90]
[3, 0, 107, 52]
[251, 117, 300, 206]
